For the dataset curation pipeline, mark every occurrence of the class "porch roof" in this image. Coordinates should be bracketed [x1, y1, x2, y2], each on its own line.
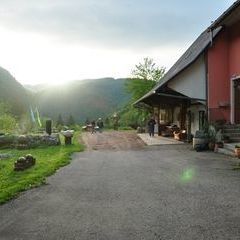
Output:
[135, 88, 206, 108]
[134, 27, 221, 106]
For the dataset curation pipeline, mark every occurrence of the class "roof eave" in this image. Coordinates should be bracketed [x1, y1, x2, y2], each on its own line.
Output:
[208, 0, 240, 30]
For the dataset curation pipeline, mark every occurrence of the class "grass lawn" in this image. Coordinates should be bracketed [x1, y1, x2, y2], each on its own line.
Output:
[0, 132, 84, 204]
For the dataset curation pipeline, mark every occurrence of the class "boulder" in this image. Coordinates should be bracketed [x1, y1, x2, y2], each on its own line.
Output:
[14, 154, 36, 171]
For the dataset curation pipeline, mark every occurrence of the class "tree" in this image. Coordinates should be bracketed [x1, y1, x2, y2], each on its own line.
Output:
[56, 114, 64, 127]
[0, 114, 17, 133]
[131, 57, 165, 82]
[0, 102, 17, 133]
[126, 57, 166, 102]
[0, 102, 12, 115]
[120, 58, 165, 128]
[125, 78, 156, 102]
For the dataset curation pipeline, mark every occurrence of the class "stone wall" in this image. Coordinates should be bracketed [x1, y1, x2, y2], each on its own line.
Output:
[0, 134, 61, 149]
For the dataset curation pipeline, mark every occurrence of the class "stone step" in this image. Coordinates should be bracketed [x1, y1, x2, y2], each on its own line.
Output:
[223, 131, 240, 135]
[228, 138, 240, 143]
[222, 133, 240, 142]
[217, 148, 235, 157]
[223, 134, 240, 139]
[221, 124, 240, 129]
[223, 129, 240, 133]
[223, 143, 236, 151]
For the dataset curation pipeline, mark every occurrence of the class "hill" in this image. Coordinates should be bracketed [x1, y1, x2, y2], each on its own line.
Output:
[0, 66, 28, 116]
[28, 78, 131, 123]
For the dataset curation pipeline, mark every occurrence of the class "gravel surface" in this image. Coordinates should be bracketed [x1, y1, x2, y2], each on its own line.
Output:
[81, 131, 145, 151]
[0, 139, 240, 239]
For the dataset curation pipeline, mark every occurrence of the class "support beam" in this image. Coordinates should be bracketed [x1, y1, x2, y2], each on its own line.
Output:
[157, 106, 160, 136]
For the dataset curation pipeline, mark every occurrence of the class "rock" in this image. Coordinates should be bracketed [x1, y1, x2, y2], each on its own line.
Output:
[18, 135, 28, 144]
[14, 155, 36, 171]
[40, 134, 61, 146]
[61, 130, 74, 138]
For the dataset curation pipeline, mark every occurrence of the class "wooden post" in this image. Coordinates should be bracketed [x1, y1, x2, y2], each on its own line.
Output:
[180, 102, 187, 129]
[187, 110, 192, 142]
[158, 106, 160, 136]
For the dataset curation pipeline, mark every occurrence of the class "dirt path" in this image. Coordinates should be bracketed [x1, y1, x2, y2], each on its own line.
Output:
[81, 130, 145, 151]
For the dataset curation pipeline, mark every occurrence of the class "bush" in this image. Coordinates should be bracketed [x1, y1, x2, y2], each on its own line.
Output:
[0, 114, 17, 133]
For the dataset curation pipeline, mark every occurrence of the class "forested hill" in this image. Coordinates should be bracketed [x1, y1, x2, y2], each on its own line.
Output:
[0, 66, 28, 115]
[27, 78, 131, 123]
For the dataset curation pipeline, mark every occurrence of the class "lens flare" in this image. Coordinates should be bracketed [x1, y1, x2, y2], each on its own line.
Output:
[181, 168, 195, 183]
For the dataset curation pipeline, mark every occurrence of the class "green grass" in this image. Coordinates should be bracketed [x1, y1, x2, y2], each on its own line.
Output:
[0, 132, 84, 204]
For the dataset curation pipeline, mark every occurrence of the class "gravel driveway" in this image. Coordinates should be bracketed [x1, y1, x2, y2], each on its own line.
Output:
[0, 134, 240, 239]
[81, 131, 145, 151]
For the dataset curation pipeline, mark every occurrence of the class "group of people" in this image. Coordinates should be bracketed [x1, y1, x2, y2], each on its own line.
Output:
[89, 118, 104, 134]
[87, 116, 156, 137]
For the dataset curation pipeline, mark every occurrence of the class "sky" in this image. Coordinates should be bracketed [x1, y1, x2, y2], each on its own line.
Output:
[0, 0, 236, 85]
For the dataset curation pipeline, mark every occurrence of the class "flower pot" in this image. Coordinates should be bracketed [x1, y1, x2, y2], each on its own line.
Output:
[235, 148, 240, 158]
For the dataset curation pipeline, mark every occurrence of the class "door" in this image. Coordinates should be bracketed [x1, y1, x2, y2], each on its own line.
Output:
[234, 79, 240, 124]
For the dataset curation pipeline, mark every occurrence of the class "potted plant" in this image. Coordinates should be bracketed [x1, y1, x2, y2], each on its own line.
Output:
[235, 145, 240, 158]
[207, 125, 216, 151]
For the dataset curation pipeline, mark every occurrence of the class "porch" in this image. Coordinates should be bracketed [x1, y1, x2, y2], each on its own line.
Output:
[135, 88, 207, 141]
[138, 133, 184, 146]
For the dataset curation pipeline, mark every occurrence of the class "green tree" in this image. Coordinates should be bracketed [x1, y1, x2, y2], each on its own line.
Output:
[0, 102, 17, 133]
[125, 78, 156, 102]
[131, 57, 165, 82]
[126, 57, 165, 102]
[120, 58, 165, 128]
[0, 102, 12, 114]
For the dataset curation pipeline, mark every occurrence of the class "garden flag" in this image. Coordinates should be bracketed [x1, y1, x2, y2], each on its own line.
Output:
[30, 107, 36, 123]
[36, 107, 42, 127]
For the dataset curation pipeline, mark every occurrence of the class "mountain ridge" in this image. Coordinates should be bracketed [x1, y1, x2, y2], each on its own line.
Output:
[0, 66, 29, 115]
[26, 78, 131, 123]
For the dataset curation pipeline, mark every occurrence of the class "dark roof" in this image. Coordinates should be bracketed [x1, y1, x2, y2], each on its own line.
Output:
[135, 0, 240, 106]
[209, 0, 240, 29]
[134, 27, 221, 105]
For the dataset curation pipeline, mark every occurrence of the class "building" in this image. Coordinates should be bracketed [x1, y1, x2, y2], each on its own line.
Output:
[134, 0, 240, 138]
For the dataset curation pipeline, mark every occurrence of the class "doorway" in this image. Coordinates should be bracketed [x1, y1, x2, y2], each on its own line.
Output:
[234, 79, 240, 124]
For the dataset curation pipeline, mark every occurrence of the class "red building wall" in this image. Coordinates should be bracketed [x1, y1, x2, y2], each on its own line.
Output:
[208, 30, 230, 122]
[229, 22, 240, 77]
[208, 22, 240, 123]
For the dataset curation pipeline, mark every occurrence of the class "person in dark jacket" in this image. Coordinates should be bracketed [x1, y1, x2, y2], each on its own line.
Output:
[148, 116, 156, 137]
[91, 120, 96, 134]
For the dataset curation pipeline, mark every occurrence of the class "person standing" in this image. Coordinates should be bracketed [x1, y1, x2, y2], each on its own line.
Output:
[97, 118, 104, 133]
[148, 116, 156, 137]
[91, 120, 96, 134]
